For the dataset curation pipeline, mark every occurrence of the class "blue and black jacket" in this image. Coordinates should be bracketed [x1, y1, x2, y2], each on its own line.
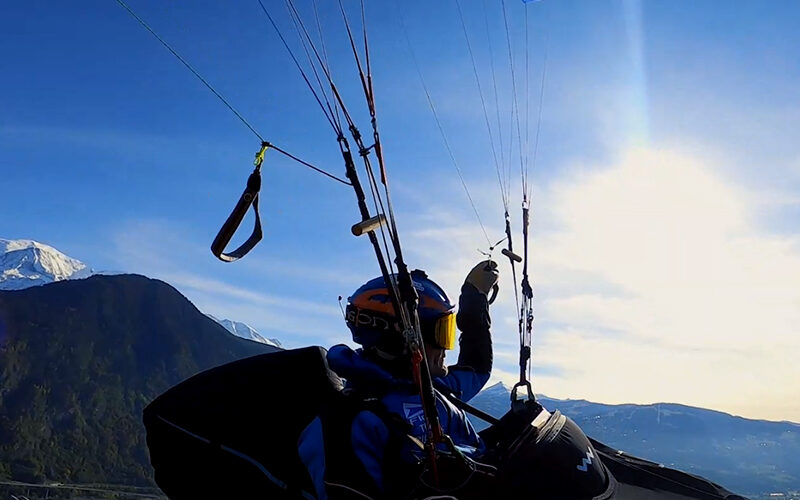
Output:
[298, 283, 493, 498]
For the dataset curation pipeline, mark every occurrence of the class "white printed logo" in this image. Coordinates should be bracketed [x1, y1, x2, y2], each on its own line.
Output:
[402, 403, 425, 425]
[402, 403, 428, 436]
[576, 448, 595, 472]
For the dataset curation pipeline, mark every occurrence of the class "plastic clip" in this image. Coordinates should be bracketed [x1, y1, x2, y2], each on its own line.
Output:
[254, 142, 270, 169]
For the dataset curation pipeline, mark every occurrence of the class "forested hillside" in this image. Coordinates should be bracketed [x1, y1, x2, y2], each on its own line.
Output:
[0, 274, 277, 486]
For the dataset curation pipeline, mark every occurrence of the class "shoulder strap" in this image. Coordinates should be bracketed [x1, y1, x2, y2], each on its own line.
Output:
[434, 382, 500, 427]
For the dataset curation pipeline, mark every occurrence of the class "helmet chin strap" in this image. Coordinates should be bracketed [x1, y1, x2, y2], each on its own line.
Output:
[370, 346, 405, 361]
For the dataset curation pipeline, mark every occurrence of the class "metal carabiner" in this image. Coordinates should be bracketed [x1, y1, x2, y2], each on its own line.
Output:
[511, 379, 535, 411]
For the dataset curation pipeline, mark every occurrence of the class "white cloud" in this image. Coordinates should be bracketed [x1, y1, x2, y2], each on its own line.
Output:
[528, 149, 800, 421]
[407, 147, 800, 422]
[162, 271, 341, 317]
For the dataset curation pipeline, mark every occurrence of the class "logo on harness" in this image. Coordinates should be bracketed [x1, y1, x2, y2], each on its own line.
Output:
[576, 448, 595, 472]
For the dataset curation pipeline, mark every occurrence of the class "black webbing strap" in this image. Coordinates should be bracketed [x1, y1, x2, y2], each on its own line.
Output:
[436, 384, 501, 426]
[211, 167, 263, 262]
[488, 283, 500, 305]
[211, 144, 270, 262]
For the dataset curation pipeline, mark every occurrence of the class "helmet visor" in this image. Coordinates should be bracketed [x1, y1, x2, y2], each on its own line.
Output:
[434, 312, 457, 350]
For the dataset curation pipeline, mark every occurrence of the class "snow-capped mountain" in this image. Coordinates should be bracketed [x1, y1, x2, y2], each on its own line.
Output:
[0, 239, 93, 291]
[1, 238, 284, 348]
[206, 314, 282, 348]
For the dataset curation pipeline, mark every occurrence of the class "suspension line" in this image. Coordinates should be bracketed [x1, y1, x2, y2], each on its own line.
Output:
[500, 0, 526, 190]
[115, 0, 349, 186]
[455, 0, 507, 213]
[394, 1, 492, 247]
[257, 0, 340, 135]
[482, 0, 510, 205]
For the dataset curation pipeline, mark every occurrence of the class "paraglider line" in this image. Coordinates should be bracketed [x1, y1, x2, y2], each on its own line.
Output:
[455, 0, 507, 212]
[500, 0, 526, 190]
[283, 0, 342, 137]
[258, 0, 340, 135]
[115, 0, 348, 185]
[312, 1, 343, 131]
[114, 0, 264, 142]
[482, 0, 510, 206]
[268, 143, 351, 185]
[394, 0, 492, 246]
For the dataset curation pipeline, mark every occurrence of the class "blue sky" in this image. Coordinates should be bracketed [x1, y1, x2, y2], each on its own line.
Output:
[2, 1, 799, 421]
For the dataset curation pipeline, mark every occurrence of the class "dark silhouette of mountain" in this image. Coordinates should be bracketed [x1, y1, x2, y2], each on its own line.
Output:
[0, 274, 278, 486]
[470, 382, 800, 496]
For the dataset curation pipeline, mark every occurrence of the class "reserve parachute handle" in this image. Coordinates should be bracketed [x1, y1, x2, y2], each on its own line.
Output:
[211, 143, 268, 262]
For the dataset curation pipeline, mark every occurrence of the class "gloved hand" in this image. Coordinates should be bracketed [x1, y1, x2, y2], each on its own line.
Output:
[464, 260, 499, 296]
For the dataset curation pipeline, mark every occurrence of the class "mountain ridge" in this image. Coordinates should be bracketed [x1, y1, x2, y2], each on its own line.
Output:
[0, 238, 283, 348]
[480, 381, 800, 426]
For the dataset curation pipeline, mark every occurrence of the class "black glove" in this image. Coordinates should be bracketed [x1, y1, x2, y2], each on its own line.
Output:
[456, 262, 495, 375]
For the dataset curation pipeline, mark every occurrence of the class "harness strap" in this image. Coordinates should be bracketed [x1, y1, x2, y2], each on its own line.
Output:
[436, 387, 500, 427]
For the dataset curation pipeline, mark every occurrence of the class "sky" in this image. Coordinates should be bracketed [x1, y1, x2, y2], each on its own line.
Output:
[2, 1, 799, 422]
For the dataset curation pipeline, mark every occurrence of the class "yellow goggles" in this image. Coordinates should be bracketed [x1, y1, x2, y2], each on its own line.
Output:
[434, 313, 457, 350]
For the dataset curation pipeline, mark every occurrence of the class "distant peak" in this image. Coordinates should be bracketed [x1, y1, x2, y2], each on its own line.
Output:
[485, 381, 511, 392]
[205, 314, 282, 348]
[0, 238, 93, 291]
[482, 380, 552, 400]
[4, 238, 69, 251]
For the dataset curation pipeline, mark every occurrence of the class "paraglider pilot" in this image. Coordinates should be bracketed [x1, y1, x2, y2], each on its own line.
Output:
[298, 260, 499, 498]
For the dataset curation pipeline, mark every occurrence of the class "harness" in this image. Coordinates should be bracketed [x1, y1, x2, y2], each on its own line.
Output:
[318, 387, 499, 500]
